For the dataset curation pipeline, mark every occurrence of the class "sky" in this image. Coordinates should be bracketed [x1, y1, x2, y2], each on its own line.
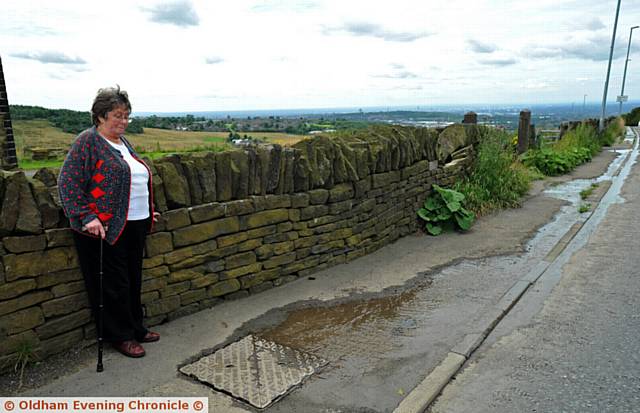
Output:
[2, 0, 640, 113]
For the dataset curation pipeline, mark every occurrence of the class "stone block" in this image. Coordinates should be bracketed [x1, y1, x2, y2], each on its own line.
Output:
[308, 189, 329, 205]
[141, 291, 159, 305]
[224, 290, 250, 300]
[263, 252, 296, 269]
[225, 252, 257, 270]
[180, 288, 207, 306]
[173, 216, 239, 247]
[145, 295, 180, 317]
[4, 247, 78, 281]
[329, 183, 354, 202]
[41, 292, 89, 317]
[35, 308, 91, 340]
[143, 265, 170, 280]
[51, 280, 85, 297]
[0, 291, 52, 317]
[3, 235, 46, 253]
[36, 269, 82, 289]
[40, 328, 84, 358]
[300, 205, 329, 220]
[220, 263, 262, 280]
[0, 307, 44, 335]
[145, 232, 173, 257]
[372, 170, 401, 189]
[272, 241, 294, 255]
[142, 255, 165, 269]
[0, 279, 36, 300]
[189, 203, 225, 223]
[45, 229, 74, 248]
[163, 208, 191, 230]
[208, 279, 241, 297]
[255, 244, 274, 260]
[161, 281, 191, 297]
[191, 273, 219, 289]
[217, 232, 248, 248]
[225, 199, 255, 216]
[156, 161, 190, 209]
[0, 330, 40, 356]
[329, 200, 353, 215]
[243, 209, 289, 230]
[246, 225, 276, 239]
[249, 282, 274, 295]
[291, 193, 310, 208]
[289, 209, 301, 222]
[237, 238, 262, 252]
[142, 277, 167, 293]
[168, 269, 199, 283]
[204, 259, 225, 273]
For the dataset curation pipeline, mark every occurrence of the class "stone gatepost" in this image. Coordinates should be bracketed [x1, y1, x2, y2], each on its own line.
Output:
[463, 111, 477, 124]
[0, 55, 18, 170]
[529, 123, 537, 149]
[517, 110, 531, 154]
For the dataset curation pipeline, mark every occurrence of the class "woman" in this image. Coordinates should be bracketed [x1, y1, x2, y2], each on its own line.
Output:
[58, 86, 160, 358]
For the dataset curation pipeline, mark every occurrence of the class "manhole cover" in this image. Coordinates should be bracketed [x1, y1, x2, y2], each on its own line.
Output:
[179, 334, 328, 409]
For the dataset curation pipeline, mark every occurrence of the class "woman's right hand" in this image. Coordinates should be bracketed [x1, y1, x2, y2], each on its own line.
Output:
[83, 218, 106, 239]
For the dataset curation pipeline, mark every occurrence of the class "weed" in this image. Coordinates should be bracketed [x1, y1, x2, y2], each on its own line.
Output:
[578, 203, 591, 213]
[14, 341, 37, 389]
[454, 127, 531, 215]
[580, 183, 599, 200]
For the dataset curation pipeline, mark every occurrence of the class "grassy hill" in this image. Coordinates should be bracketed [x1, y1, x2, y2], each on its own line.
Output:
[12, 120, 306, 169]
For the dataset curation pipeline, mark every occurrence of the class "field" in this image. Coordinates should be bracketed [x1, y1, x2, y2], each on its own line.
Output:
[12, 120, 307, 169]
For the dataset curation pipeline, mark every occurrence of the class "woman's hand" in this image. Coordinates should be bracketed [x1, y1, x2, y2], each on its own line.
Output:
[83, 218, 106, 239]
[153, 212, 161, 222]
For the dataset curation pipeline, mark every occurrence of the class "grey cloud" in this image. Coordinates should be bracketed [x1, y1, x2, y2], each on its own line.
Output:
[467, 39, 497, 54]
[584, 18, 605, 31]
[11, 51, 86, 64]
[478, 57, 517, 66]
[205, 56, 224, 64]
[326, 22, 432, 42]
[144, 0, 199, 27]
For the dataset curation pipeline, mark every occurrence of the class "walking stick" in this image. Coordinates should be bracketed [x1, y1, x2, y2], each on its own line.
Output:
[97, 236, 104, 372]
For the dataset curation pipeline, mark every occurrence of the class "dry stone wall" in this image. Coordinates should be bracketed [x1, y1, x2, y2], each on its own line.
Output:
[0, 123, 478, 369]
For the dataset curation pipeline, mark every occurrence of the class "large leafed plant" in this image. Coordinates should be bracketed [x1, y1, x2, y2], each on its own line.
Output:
[417, 184, 475, 235]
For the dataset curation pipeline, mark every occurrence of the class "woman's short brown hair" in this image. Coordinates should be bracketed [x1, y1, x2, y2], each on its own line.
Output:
[90, 85, 132, 126]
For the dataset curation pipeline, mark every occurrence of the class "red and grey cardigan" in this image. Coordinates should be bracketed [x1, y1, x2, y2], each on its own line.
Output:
[58, 127, 154, 245]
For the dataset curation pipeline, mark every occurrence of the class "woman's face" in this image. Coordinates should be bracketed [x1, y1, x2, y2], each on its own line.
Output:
[98, 105, 129, 137]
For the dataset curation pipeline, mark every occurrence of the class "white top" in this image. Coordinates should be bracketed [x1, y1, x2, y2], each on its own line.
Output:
[103, 137, 150, 220]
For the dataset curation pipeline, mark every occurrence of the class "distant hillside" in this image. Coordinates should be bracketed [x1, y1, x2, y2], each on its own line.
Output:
[9, 105, 144, 134]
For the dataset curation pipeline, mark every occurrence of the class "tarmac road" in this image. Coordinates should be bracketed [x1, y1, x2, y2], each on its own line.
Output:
[430, 131, 640, 413]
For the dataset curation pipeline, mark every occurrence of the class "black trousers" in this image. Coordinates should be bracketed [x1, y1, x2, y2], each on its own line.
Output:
[74, 219, 150, 342]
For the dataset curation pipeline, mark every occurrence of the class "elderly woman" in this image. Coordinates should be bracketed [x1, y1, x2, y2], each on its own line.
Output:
[58, 86, 159, 358]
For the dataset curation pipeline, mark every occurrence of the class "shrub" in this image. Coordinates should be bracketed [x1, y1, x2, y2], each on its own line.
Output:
[454, 127, 532, 215]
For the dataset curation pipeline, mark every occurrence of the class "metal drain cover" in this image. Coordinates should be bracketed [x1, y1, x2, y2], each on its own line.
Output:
[179, 335, 328, 409]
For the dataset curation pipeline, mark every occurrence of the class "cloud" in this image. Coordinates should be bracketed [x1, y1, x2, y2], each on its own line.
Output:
[251, 0, 319, 13]
[584, 18, 605, 31]
[325, 22, 432, 42]
[390, 63, 405, 70]
[10, 51, 86, 64]
[205, 56, 224, 64]
[374, 71, 419, 79]
[478, 57, 517, 66]
[524, 33, 639, 61]
[143, 0, 199, 27]
[467, 39, 497, 54]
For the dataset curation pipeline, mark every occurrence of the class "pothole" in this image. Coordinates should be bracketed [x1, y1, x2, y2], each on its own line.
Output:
[179, 335, 327, 409]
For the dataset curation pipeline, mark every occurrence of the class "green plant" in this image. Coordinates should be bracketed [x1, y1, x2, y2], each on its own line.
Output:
[417, 184, 475, 235]
[578, 203, 591, 213]
[14, 341, 37, 389]
[580, 183, 599, 200]
[454, 127, 531, 215]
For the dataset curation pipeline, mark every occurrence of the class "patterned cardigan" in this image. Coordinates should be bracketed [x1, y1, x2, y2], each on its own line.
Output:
[58, 126, 154, 245]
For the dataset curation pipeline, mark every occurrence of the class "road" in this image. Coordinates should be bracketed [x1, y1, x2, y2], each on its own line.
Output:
[430, 132, 640, 413]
